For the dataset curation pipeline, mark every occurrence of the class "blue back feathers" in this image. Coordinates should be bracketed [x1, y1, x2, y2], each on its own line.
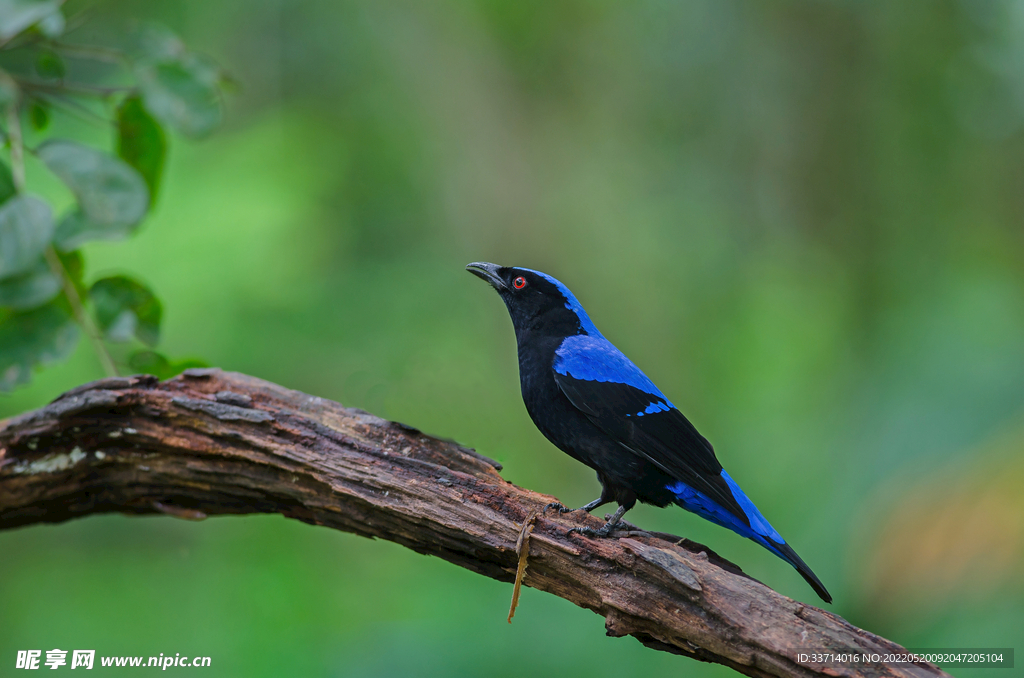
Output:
[534, 269, 676, 412]
[553, 335, 673, 407]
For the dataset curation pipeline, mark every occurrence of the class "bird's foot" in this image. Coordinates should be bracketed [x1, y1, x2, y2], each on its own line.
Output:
[543, 502, 574, 514]
[544, 501, 585, 518]
[613, 517, 642, 532]
[566, 504, 630, 539]
[567, 522, 623, 539]
[545, 497, 608, 515]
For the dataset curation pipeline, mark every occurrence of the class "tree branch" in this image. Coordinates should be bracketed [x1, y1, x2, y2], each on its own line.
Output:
[0, 370, 949, 678]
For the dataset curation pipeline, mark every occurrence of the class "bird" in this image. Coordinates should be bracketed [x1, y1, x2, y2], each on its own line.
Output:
[466, 262, 831, 603]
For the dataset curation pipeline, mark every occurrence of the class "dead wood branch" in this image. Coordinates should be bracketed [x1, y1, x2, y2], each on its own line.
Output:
[0, 370, 950, 678]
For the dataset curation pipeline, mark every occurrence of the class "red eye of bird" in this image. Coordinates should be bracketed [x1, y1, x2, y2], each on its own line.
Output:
[513, 276, 527, 289]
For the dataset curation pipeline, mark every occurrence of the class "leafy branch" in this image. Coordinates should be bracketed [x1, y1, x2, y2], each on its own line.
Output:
[0, 2, 227, 390]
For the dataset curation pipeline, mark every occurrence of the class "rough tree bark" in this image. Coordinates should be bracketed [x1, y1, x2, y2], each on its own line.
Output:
[0, 369, 950, 678]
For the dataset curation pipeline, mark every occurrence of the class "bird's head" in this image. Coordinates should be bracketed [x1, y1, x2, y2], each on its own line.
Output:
[465, 262, 601, 338]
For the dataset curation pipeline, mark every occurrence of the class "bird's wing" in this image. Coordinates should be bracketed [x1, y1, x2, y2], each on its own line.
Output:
[552, 335, 745, 519]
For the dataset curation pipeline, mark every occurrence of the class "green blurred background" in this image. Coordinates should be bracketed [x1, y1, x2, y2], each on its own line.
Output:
[3, 0, 1023, 675]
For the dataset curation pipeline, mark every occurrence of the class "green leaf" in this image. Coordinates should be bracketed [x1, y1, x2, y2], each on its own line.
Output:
[0, 0, 61, 41]
[127, 23, 225, 139]
[0, 195, 54, 279]
[35, 50, 65, 79]
[0, 159, 15, 204]
[0, 257, 60, 309]
[29, 100, 49, 131]
[117, 96, 167, 203]
[127, 349, 170, 376]
[0, 300, 78, 391]
[37, 140, 149, 247]
[132, 23, 186, 62]
[135, 54, 222, 139]
[89, 275, 162, 346]
[128, 350, 207, 380]
[35, 5, 62, 37]
[54, 210, 129, 251]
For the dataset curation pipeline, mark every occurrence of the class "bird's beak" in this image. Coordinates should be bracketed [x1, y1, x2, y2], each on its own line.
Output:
[465, 262, 508, 291]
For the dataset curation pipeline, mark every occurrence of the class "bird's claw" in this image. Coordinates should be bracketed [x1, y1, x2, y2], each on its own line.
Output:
[567, 523, 621, 539]
[612, 518, 642, 532]
[544, 502, 574, 514]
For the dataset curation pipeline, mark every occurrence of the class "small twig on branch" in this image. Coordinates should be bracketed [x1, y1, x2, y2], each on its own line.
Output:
[43, 246, 119, 378]
[0, 370, 951, 678]
[508, 510, 537, 623]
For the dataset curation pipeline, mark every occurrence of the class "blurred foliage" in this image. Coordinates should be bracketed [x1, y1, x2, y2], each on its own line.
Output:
[2, 0, 1023, 677]
[0, 2, 227, 387]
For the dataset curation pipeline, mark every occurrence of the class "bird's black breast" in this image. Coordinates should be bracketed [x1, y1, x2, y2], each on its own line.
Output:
[514, 331, 677, 505]
[516, 332, 593, 462]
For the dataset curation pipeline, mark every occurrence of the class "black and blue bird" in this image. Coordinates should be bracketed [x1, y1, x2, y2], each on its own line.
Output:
[466, 262, 831, 603]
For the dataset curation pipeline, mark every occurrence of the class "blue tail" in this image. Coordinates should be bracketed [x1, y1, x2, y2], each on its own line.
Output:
[667, 471, 831, 603]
